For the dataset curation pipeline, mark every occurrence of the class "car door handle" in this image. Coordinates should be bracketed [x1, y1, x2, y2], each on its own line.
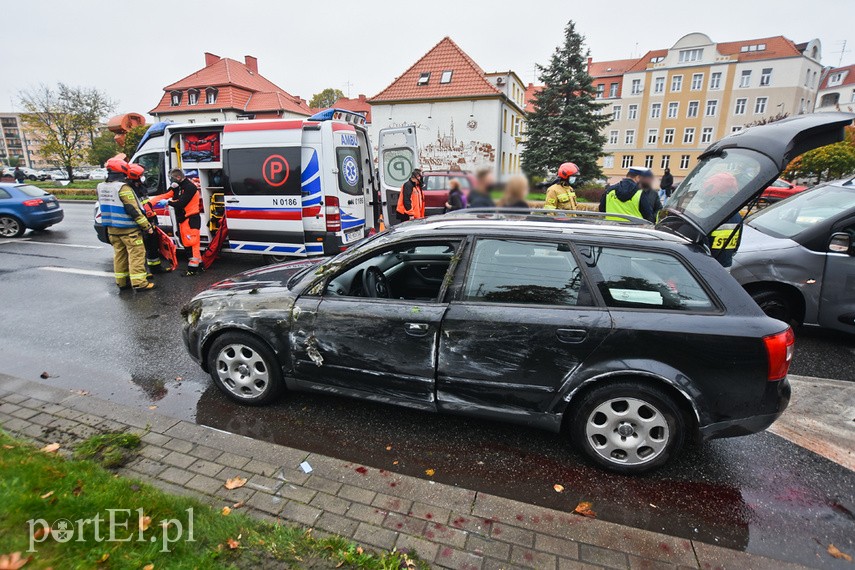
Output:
[556, 328, 587, 344]
[405, 322, 430, 337]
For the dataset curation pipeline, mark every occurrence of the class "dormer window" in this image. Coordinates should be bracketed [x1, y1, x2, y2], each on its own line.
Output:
[205, 87, 218, 104]
[170, 91, 182, 106]
[828, 72, 845, 87]
[440, 70, 453, 84]
[417, 72, 431, 86]
[187, 89, 199, 105]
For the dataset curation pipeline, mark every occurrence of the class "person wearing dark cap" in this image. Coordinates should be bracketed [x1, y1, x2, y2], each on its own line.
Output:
[638, 169, 662, 223]
[396, 168, 425, 222]
[599, 166, 656, 222]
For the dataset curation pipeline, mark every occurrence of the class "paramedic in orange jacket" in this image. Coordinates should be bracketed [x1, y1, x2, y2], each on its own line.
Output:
[396, 169, 425, 222]
[153, 169, 202, 275]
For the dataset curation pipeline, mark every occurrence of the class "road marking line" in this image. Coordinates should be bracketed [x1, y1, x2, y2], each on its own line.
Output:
[40, 266, 113, 278]
[14, 240, 102, 249]
[0, 238, 31, 244]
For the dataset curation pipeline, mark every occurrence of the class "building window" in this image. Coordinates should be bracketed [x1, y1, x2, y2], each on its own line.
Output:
[205, 87, 218, 104]
[851, 89, 855, 103]
[760, 68, 772, 86]
[603, 156, 615, 169]
[687, 101, 699, 118]
[661, 155, 671, 169]
[625, 130, 635, 145]
[440, 70, 453, 84]
[644, 155, 654, 168]
[680, 154, 691, 169]
[740, 43, 767, 52]
[609, 130, 619, 145]
[667, 102, 679, 118]
[187, 89, 199, 105]
[671, 75, 683, 92]
[755, 97, 768, 114]
[596, 84, 605, 98]
[631, 79, 642, 95]
[739, 70, 751, 88]
[621, 155, 633, 169]
[418, 72, 431, 85]
[503, 109, 508, 133]
[650, 103, 661, 119]
[654, 77, 665, 94]
[701, 127, 714, 144]
[612, 105, 621, 120]
[710, 72, 722, 90]
[647, 129, 658, 144]
[609, 83, 619, 98]
[691, 73, 703, 91]
[679, 48, 703, 63]
[828, 72, 845, 87]
[731, 126, 743, 133]
[705, 99, 718, 116]
[734, 98, 747, 115]
[170, 91, 182, 106]
[628, 105, 638, 120]
[663, 128, 675, 144]
[683, 128, 695, 144]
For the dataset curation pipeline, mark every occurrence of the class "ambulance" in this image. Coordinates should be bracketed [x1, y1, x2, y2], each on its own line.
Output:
[95, 109, 420, 262]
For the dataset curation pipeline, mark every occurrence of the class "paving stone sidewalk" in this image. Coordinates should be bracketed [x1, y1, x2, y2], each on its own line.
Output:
[0, 374, 808, 570]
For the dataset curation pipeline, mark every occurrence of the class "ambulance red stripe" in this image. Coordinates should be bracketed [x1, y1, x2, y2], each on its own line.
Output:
[223, 121, 318, 133]
[226, 208, 302, 221]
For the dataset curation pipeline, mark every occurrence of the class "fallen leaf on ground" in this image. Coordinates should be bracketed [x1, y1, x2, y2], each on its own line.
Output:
[424, 468, 435, 477]
[39, 372, 50, 379]
[2, 445, 13, 449]
[553, 484, 564, 493]
[224, 476, 247, 490]
[148, 405, 157, 410]
[40, 491, 54, 499]
[221, 506, 231, 516]
[138, 515, 151, 532]
[573, 501, 596, 518]
[143, 564, 154, 570]
[0, 552, 31, 569]
[385, 445, 392, 451]
[356, 546, 364, 554]
[72, 480, 83, 496]
[98, 553, 109, 562]
[232, 501, 245, 509]
[392, 460, 399, 465]
[40, 443, 60, 453]
[226, 538, 240, 550]
[828, 544, 852, 562]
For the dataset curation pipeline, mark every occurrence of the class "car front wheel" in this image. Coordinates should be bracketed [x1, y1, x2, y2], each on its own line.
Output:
[0, 215, 25, 238]
[206, 332, 284, 405]
[571, 381, 685, 474]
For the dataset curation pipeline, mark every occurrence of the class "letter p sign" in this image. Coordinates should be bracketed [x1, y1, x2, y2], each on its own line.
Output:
[262, 155, 290, 188]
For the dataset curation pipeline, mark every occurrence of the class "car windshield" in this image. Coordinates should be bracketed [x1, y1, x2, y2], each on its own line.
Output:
[748, 185, 855, 238]
[16, 185, 49, 197]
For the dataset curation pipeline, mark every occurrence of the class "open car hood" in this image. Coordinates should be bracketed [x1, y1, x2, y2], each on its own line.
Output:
[656, 112, 854, 243]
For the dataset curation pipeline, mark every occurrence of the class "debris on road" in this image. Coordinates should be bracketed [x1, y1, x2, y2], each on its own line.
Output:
[553, 484, 565, 493]
[828, 544, 852, 562]
[574, 501, 596, 518]
[40, 443, 60, 453]
[299, 461, 313, 474]
[224, 476, 247, 490]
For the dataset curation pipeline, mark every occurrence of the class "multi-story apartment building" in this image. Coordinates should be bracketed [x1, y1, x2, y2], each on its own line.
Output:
[815, 64, 855, 113]
[591, 33, 824, 182]
[0, 113, 50, 169]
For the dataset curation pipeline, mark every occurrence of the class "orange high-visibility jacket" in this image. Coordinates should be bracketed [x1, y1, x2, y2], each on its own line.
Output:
[396, 180, 425, 219]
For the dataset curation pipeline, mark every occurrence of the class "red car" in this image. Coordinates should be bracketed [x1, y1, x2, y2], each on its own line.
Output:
[421, 171, 478, 216]
[759, 179, 808, 203]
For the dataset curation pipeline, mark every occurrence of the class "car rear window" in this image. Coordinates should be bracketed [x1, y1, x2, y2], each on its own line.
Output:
[424, 176, 471, 191]
[16, 185, 49, 197]
[748, 185, 855, 239]
[577, 245, 716, 312]
[463, 238, 592, 307]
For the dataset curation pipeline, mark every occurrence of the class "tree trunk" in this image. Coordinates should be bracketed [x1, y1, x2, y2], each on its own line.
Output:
[67, 165, 74, 181]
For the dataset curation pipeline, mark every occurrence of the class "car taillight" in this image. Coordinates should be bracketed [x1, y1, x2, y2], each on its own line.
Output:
[22, 199, 43, 207]
[325, 196, 341, 232]
[763, 328, 795, 381]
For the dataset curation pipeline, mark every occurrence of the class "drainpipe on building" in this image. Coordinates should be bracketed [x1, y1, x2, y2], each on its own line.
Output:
[496, 99, 504, 180]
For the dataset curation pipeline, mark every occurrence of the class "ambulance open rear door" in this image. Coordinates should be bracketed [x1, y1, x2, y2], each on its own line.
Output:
[377, 126, 419, 226]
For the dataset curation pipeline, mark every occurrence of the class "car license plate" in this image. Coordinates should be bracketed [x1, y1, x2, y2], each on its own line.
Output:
[46, 202, 58, 209]
[344, 228, 363, 243]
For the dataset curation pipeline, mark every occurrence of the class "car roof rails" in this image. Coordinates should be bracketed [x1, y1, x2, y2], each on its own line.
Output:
[441, 208, 652, 226]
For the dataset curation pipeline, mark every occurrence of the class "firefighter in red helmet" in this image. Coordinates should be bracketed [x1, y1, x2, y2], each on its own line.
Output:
[543, 162, 580, 211]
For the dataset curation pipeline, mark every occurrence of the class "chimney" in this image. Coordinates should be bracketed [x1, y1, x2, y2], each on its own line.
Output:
[204, 52, 220, 67]
[244, 55, 258, 74]
[587, 56, 593, 73]
[358, 94, 366, 102]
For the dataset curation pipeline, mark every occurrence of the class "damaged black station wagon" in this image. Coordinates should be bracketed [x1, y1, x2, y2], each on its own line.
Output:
[181, 113, 853, 473]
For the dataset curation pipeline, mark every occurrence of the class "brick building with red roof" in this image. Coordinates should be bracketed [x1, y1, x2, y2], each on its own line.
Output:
[368, 37, 527, 178]
[150, 53, 311, 122]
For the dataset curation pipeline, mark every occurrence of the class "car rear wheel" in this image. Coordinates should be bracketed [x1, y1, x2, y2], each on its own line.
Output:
[571, 381, 685, 474]
[750, 289, 793, 324]
[207, 332, 283, 405]
[0, 215, 25, 238]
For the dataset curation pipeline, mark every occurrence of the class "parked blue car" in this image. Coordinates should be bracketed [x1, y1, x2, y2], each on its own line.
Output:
[0, 183, 64, 237]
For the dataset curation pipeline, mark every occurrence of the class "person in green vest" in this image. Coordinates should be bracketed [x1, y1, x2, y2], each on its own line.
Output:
[599, 166, 656, 222]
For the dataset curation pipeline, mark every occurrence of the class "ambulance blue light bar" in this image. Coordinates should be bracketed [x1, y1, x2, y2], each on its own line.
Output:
[308, 108, 366, 127]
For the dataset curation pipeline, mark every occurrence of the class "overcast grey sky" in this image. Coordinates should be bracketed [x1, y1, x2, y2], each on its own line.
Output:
[4, 0, 853, 118]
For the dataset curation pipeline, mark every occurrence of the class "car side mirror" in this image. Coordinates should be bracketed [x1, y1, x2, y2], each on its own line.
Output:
[828, 232, 852, 254]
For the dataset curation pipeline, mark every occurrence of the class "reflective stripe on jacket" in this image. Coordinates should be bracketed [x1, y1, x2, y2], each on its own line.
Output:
[98, 181, 149, 229]
[543, 183, 577, 210]
[604, 189, 643, 220]
[710, 223, 741, 251]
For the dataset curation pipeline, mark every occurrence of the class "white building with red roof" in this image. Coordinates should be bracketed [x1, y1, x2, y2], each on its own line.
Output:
[815, 64, 855, 113]
[150, 53, 312, 122]
[369, 37, 527, 178]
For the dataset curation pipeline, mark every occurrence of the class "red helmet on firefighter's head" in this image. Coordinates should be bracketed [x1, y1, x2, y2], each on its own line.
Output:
[126, 163, 144, 180]
[557, 162, 580, 180]
[105, 157, 128, 174]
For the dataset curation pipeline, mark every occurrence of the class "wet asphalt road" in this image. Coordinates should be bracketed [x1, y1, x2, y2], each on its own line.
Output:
[1, 202, 853, 568]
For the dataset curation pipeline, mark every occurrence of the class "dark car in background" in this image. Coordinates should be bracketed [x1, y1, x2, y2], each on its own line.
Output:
[0, 183, 63, 237]
[421, 170, 478, 215]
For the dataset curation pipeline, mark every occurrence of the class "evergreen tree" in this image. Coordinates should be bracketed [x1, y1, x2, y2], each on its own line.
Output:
[522, 21, 609, 182]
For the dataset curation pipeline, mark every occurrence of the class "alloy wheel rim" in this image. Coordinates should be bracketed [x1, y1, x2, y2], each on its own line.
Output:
[585, 397, 670, 465]
[215, 343, 270, 399]
[0, 217, 20, 237]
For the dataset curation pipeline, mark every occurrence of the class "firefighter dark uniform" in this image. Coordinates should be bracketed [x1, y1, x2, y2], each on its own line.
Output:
[153, 174, 202, 275]
[98, 159, 153, 290]
[543, 162, 581, 211]
[396, 171, 425, 221]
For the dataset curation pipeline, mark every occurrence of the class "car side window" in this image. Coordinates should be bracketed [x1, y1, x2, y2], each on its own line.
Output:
[463, 239, 591, 307]
[0, 188, 11, 199]
[577, 245, 715, 312]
